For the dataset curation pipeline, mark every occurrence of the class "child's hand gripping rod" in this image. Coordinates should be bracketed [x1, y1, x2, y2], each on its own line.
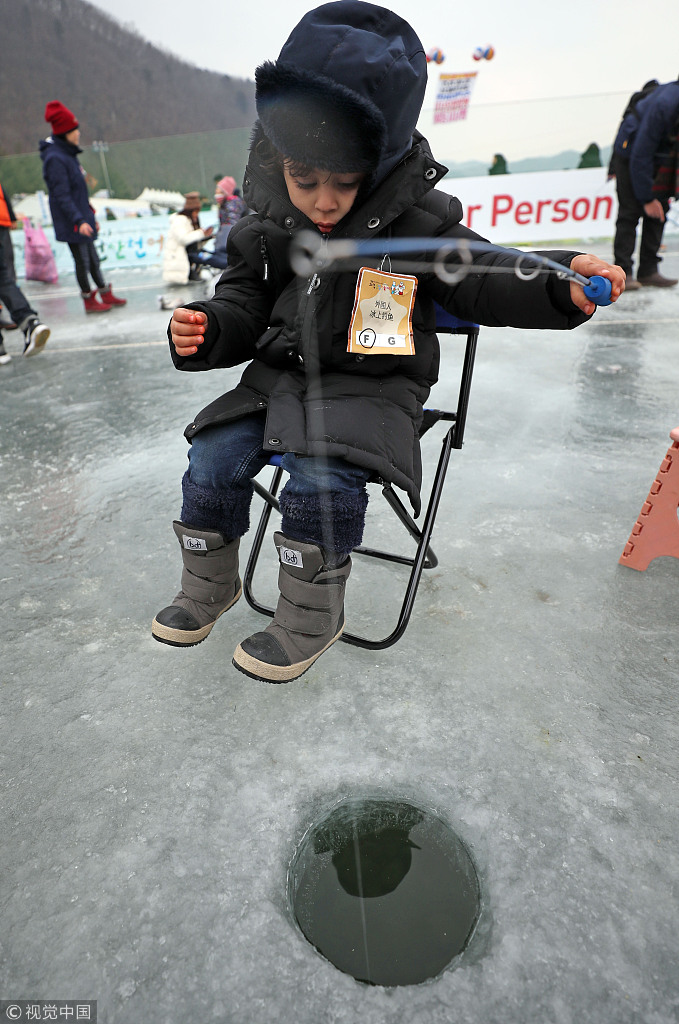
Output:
[290, 232, 615, 306]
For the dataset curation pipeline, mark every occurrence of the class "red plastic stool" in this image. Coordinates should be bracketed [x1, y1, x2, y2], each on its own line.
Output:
[619, 427, 679, 571]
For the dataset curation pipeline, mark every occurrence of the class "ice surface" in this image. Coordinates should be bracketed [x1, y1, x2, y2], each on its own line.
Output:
[1, 249, 678, 1023]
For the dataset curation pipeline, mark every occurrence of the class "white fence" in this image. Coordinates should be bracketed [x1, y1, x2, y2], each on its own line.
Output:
[12, 169, 677, 280]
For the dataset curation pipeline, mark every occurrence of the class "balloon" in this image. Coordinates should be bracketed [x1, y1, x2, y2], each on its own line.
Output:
[472, 45, 494, 61]
[426, 47, 445, 64]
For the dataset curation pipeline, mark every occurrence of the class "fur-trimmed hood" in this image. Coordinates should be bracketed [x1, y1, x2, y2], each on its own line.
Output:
[254, 1, 427, 187]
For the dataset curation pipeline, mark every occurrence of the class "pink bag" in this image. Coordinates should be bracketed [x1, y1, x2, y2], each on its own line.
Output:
[23, 218, 58, 283]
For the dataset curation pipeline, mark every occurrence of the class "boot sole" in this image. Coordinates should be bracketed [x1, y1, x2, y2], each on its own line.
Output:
[151, 585, 242, 647]
[231, 625, 344, 683]
[24, 326, 50, 357]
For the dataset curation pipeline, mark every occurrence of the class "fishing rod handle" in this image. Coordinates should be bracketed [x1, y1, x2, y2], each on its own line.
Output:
[583, 275, 613, 305]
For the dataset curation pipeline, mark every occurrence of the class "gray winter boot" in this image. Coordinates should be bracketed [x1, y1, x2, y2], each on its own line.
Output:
[232, 532, 350, 683]
[152, 522, 241, 647]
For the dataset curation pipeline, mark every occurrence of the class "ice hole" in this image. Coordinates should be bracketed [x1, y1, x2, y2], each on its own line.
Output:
[288, 797, 481, 986]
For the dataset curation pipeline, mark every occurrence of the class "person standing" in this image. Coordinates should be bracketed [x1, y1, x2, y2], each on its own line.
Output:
[0, 181, 50, 364]
[611, 78, 679, 288]
[213, 175, 248, 252]
[40, 101, 127, 313]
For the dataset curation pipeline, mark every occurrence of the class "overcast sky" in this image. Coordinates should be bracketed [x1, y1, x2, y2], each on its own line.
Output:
[86, 0, 679, 163]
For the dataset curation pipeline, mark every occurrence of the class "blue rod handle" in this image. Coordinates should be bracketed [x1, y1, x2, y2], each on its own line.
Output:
[583, 275, 612, 305]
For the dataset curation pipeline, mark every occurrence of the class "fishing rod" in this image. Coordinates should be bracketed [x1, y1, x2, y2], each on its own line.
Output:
[290, 231, 614, 305]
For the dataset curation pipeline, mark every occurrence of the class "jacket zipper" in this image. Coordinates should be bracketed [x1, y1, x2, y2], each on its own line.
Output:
[260, 235, 269, 281]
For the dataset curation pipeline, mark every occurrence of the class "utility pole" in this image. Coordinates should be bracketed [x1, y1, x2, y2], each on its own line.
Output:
[92, 140, 113, 197]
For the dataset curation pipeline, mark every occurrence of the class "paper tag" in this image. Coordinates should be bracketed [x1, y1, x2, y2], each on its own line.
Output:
[279, 545, 304, 568]
[348, 267, 417, 355]
[182, 535, 207, 551]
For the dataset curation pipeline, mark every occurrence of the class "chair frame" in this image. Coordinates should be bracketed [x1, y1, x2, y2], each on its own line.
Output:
[242, 320, 479, 650]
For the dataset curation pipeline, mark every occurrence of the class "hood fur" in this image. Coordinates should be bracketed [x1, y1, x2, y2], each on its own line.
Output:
[254, 1, 427, 185]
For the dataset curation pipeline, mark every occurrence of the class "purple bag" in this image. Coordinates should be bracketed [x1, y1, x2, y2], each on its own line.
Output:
[23, 218, 58, 283]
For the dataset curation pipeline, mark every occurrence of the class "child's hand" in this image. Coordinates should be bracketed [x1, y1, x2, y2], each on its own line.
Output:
[170, 307, 208, 357]
[569, 255, 626, 315]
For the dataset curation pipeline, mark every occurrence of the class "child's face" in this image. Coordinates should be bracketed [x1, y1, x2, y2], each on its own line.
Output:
[283, 163, 365, 235]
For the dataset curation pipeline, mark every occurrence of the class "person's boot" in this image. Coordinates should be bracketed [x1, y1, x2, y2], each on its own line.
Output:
[637, 271, 678, 288]
[99, 283, 127, 306]
[82, 289, 112, 313]
[232, 532, 350, 683]
[152, 523, 241, 647]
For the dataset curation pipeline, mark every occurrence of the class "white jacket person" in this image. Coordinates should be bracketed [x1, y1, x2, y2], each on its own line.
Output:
[162, 193, 213, 285]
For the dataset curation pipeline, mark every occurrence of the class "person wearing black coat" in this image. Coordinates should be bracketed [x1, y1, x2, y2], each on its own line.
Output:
[40, 101, 127, 313]
[610, 78, 679, 288]
[151, 1, 624, 683]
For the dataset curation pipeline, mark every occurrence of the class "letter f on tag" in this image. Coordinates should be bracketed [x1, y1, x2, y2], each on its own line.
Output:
[358, 328, 377, 348]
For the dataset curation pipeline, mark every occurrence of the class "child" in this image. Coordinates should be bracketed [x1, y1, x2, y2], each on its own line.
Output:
[152, 1, 625, 683]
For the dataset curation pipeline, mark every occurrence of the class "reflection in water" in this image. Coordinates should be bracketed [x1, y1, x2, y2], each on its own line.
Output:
[289, 797, 480, 986]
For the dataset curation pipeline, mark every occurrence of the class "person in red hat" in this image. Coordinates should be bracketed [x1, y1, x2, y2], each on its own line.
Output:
[40, 101, 127, 313]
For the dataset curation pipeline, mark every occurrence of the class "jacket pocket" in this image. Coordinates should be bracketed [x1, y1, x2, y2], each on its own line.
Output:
[184, 384, 267, 441]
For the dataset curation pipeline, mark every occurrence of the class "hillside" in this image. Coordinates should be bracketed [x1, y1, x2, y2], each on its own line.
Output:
[0, 0, 256, 156]
[443, 148, 612, 178]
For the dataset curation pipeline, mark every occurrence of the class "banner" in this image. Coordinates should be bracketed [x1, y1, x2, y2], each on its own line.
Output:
[437, 167, 630, 244]
[13, 212, 217, 278]
[434, 72, 477, 124]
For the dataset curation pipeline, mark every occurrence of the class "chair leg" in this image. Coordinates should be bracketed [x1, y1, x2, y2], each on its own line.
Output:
[342, 425, 455, 650]
[243, 465, 283, 614]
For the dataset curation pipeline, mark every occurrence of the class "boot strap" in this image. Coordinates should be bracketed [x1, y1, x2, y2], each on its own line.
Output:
[277, 568, 346, 610]
[275, 594, 331, 635]
[180, 567, 234, 603]
[183, 546, 237, 578]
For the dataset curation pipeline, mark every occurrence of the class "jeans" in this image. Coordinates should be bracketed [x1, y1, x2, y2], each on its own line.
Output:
[181, 413, 371, 556]
[68, 239, 106, 293]
[0, 227, 35, 334]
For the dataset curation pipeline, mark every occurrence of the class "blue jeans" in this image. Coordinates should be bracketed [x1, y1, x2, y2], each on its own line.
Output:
[181, 413, 371, 556]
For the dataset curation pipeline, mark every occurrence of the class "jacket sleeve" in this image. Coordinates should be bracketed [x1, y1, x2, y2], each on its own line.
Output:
[43, 156, 85, 231]
[628, 93, 676, 203]
[168, 246, 273, 371]
[420, 211, 589, 330]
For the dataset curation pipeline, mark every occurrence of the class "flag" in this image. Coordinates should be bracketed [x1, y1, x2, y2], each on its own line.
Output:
[434, 72, 478, 124]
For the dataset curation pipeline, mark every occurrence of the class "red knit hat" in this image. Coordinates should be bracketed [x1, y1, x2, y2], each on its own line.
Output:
[44, 100, 79, 135]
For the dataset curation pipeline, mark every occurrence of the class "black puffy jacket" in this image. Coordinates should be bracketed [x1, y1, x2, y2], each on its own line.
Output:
[172, 131, 587, 513]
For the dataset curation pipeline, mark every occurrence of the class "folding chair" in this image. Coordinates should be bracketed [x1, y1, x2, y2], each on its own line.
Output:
[242, 307, 479, 650]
